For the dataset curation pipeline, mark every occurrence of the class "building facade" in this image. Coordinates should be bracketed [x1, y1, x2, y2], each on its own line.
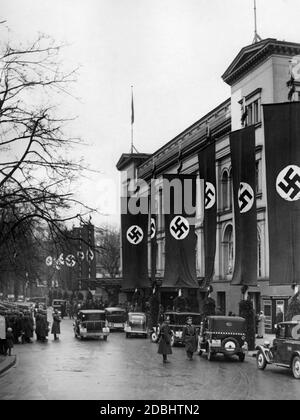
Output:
[117, 38, 300, 332]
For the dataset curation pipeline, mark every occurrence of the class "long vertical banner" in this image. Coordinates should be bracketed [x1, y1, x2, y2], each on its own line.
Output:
[264, 102, 300, 285]
[121, 196, 149, 290]
[230, 126, 257, 286]
[149, 178, 157, 284]
[198, 142, 216, 286]
[163, 174, 198, 289]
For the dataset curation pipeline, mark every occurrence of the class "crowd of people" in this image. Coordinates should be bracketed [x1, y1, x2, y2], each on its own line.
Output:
[0, 304, 63, 357]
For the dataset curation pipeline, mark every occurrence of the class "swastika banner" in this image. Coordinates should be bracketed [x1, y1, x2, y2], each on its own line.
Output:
[163, 174, 198, 289]
[264, 102, 300, 285]
[198, 141, 217, 286]
[121, 197, 149, 290]
[230, 126, 257, 286]
[149, 178, 157, 285]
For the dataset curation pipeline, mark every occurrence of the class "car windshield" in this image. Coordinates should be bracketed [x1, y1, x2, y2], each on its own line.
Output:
[107, 310, 125, 315]
[79, 312, 105, 321]
[129, 315, 145, 323]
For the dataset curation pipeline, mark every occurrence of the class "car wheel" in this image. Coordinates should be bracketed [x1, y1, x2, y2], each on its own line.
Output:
[238, 353, 246, 362]
[292, 356, 300, 379]
[207, 348, 214, 361]
[256, 350, 267, 370]
[151, 331, 158, 342]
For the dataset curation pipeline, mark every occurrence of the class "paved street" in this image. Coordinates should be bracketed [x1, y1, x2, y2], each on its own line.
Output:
[0, 316, 300, 400]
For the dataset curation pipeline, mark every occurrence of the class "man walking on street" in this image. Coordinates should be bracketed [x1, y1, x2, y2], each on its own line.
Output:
[182, 316, 198, 360]
[157, 315, 173, 363]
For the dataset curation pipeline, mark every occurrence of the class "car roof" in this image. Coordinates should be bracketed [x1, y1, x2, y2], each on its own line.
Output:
[105, 307, 126, 311]
[128, 312, 145, 316]
[207, 316, 245, 322]
[164, 312, 201, 316]
[78, 310, 105, 314]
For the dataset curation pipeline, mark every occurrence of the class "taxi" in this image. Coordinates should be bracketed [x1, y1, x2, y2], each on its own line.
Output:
[198, 316, 248, 362]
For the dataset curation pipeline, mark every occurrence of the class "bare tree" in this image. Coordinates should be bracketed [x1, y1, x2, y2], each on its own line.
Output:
[0, 31, 92, 247]
[96, 227, 120, 278]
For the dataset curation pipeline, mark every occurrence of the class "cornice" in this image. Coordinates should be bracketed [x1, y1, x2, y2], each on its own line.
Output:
[222, 39, 300, 86]
[138, 99, 231, 180]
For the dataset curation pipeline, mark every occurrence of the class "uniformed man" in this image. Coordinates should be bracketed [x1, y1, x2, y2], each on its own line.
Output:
[182, 316, 198, 360]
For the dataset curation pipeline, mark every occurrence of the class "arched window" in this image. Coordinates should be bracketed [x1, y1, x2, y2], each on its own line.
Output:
[222, 225, 234, 276]
[221, 170, 229, 210]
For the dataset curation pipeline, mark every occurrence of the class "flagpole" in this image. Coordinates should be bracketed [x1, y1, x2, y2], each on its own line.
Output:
[131, 85, 134, 154]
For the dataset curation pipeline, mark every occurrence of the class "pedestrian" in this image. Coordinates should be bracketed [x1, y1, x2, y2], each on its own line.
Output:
[182, 316, 198, 360]
[51, 310, 61, 341]
[6, 327, 14, 356]
[157, 316, 173, 363]
[257, 311, 265, 339]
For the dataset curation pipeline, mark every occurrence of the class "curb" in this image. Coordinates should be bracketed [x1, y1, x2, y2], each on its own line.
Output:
[0, 355, 16, 376]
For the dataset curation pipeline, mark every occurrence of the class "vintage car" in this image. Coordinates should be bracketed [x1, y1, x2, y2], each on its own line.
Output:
[124, 312, 148, 338]
[105, 307, 127, 331]
[150, 312, 202, 346]
[74, 309, 110, 340]
[198, 316, 248, 362]
[52, 299, 67, 317]
[256, 320, 300, 379]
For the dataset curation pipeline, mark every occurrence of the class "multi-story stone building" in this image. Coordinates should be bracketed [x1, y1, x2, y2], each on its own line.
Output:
[117, 38, 300, 332]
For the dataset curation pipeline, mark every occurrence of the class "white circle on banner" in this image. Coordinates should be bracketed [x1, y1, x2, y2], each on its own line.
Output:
[77, 251, 85, 261]
[276, 165, 300, 201]
[127, 225, 144, 245]
[205, 182, 216, 210]
[169, 216, 190, 240]
[150, 218, 156, 239]
[65, 254, 76, 267]
[45, 256, 53, 267]
[86, 248, 94, 261]
[238, 182, 254, 213]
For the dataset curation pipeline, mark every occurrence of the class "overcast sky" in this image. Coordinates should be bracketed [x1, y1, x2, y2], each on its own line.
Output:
[1, 0, 300, 227]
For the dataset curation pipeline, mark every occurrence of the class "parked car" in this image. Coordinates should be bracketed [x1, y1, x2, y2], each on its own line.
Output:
[124, 312, 148, 338]
[105, 307, 127, 330]
[52, 299, 67, 317]
[198, 315, 248, 362]
[74, 310, 110, 340]
[256, 320, 300, 379]
[30, 297, 47, 310]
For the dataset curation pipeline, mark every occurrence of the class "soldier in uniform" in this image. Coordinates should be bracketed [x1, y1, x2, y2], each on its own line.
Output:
[157, 315, 173, 363]
[182, 316, 198, 360]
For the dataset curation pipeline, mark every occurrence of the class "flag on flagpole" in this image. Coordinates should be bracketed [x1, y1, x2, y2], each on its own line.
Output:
[241, 97, 248, 126]
[131, 88, 134, 125]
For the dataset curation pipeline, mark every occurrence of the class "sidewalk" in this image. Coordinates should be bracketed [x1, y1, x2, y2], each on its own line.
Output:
[0, 354, 16, 375]
[247, 334, 275, 358]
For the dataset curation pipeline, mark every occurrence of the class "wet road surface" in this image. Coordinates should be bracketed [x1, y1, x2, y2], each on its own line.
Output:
[0, 316, 300, 400]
